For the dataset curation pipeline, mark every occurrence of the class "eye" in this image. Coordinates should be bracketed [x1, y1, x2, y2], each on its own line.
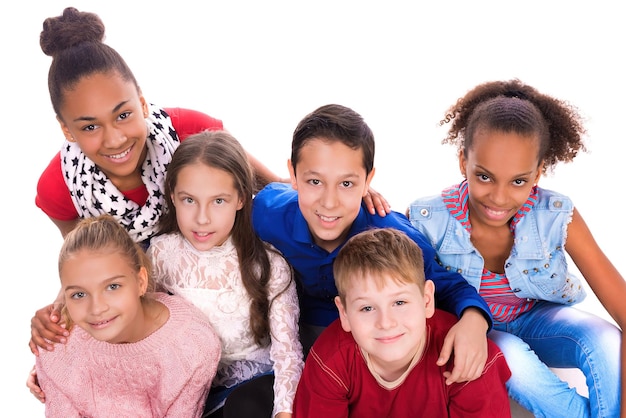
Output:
[477, 174, 490, 182]
[513, 179, 528, 186]
[394, 300, 407, 306]
[71, 291, 86, 300]
[360, 306, 373, 312]
[82, 124, 97, 132]
[117, 111, 131, 121]
[215, 198, 224, 205]
[308, 179, 321, 186]
[183, 197, 194, 204]
[107, 283, 121, 291]
[340, 181, 353, 188]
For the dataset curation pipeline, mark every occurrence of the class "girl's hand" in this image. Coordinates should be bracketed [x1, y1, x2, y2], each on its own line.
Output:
[29, 304, 69, 356]
[364, 187, 391, 217]
[26, 366, 46, 403]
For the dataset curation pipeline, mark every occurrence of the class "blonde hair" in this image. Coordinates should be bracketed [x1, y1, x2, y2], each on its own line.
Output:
[58, 214, 154, 328]
[334, 228, 425, 304]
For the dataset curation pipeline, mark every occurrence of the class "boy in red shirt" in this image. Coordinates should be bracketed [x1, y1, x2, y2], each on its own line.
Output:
[293, 228, 511, 418]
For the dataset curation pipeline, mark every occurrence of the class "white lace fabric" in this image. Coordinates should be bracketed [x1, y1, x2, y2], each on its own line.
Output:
[148, 234, 303, 415]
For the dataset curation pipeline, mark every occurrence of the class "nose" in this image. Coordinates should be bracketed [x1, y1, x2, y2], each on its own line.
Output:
[102, 126, 126, 149]
[490, 183, 508, 206]
[319, 186, 339, 209]
[376, 308, 397, 330]
[196, 205, 211, 225]
[90, 294, 109, 316]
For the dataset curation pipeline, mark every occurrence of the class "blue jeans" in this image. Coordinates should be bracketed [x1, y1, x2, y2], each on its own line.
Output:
[490, 302, 621, 418]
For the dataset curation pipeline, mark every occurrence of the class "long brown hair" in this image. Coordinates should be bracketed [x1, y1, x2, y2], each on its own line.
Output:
[159, 130, 287, 345]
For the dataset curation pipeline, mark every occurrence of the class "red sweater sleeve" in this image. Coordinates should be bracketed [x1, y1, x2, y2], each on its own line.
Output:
[34, 107, 224, 221]
[164, 107, 224, 141]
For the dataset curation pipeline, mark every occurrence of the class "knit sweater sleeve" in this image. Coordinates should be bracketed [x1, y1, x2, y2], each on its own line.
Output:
[153, 294, 222, 418]
[35, 357, 81, 417]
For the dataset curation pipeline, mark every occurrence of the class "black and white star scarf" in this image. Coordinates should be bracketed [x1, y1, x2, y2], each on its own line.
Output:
[61, 104, 179, 242]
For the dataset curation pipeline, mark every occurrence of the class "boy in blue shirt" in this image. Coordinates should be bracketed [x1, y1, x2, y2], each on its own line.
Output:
[252, 104, 492, 384]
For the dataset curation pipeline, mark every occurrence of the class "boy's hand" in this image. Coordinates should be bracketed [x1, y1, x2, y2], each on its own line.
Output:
[437, 308, 488, 385]
[26, 366, 46, 403]
[364, 187, 391, 217]
[29, 303, 69, 356]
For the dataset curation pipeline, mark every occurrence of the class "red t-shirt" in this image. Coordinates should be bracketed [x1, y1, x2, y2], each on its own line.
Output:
[293, 310, 512, 418]
[35, 108, 223, 221]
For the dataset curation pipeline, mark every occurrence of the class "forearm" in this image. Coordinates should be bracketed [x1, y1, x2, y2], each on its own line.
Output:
[246, 151, 287, 191]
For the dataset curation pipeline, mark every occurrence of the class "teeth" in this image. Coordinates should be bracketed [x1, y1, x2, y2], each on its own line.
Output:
[109, 148, 131, 159]
[486, 208, 507, 216]
[319, 215, 338, 222]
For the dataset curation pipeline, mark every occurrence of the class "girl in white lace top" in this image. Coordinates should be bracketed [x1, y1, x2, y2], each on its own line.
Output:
[147, 130, 303, 418]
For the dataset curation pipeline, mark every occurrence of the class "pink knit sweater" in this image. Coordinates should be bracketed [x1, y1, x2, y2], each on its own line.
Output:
[36, 293, 221, 417]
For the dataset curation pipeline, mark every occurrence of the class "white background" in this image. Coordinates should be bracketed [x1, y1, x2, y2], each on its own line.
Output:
[2, 1, 623, 415]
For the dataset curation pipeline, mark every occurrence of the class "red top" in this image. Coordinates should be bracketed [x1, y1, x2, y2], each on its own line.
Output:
[35, 108, 223, 221]
[293, 310, 511, 418]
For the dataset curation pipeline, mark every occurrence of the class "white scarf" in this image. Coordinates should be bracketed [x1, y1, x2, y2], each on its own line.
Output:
[61, 104, 179, 243]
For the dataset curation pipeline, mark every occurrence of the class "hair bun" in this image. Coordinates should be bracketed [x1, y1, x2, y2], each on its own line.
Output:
[40, 7, 106, 57]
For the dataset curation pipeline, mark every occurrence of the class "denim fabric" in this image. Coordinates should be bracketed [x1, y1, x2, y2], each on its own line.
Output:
[409, 187, 586, 304]
[491, 302, 620, 418]
[408, 186, 620, 417]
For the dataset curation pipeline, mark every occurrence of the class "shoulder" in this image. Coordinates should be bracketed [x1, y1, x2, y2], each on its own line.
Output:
[254, 182, 298, 209]
[310, 320, 359, 363]
[252, 183, 299, 225]
[36, 151, 77, 220]
[164, 107, 224, 141]
[534, 187, 573, 212]
[148, 233, 181, 250]
[366, 210, 434, 248]
[156, 293, 219, 343]
[408, 194, 450, 222]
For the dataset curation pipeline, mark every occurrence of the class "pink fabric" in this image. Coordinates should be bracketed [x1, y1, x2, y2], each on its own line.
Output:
[36, 293, 221, 418]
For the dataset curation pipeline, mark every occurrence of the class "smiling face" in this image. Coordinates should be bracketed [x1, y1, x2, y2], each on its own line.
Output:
[460, 129, 543, 229]
[61, 249, 148, 344]
[288, 138, 374, 253]
[335, 274, 435, 381]
[170, 162, 243, 252]
[57, 71, 149, 191]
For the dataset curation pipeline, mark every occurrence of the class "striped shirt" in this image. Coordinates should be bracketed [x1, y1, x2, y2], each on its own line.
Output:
[442, 181, 538, 323]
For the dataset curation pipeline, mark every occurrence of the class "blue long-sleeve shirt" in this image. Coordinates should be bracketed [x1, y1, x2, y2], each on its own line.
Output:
[252, 182, 492, 328]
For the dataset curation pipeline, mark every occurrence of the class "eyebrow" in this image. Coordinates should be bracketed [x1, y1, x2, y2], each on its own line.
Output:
[72, 100, 130, 123]
[302, 170, 361, 179]
[351, 290, 413, 304]
[63, 275, 126, 292]
[174, 190, 235, 200]
[475, 164, 535, 179]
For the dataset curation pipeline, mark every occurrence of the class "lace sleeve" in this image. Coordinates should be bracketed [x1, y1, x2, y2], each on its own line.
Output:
[266, 249, 304, 415]
[146, 236, 177, 293]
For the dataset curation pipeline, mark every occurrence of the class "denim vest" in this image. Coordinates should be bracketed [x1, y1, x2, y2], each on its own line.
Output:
[408, 187, 586, 305]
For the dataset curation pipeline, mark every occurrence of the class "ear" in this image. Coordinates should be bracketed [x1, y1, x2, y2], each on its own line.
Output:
[58, 116, 75, 142]
[236, 195, 244, 211]
[458, 149, 467, 178]
[139, 93, 149, 118]
[287, 159, 298, 191]
[334, 296, 352, 332]
[137, 266, 149, 296]
[533, 160, 544, 185]
[423, 280, 436, 319]
[363, 167, 376, 196]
